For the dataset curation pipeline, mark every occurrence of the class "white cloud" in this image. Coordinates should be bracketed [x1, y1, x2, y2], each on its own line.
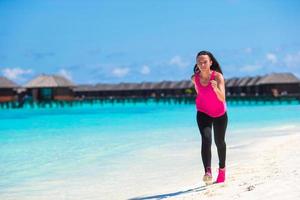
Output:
[112, 67, 130, 77]
[266, 53, 277, 64]
[240, 65, 262, 72]
[1, 67, 33, 81]
[169, 56, 189, 68]
[58, 69, 72, 80]
[284, 51, 300, 68]
[140, 65, 150, 75]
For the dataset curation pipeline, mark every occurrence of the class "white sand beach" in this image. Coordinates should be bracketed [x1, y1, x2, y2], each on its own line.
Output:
[160, 131, 300, 200]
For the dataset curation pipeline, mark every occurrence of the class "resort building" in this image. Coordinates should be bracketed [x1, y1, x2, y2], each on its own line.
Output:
[244, 76, 261, 96]
[255, 73, 300, 96]
[225, 78, 239, 96]
[24, 75, 75, 101]
[0, 76, 19, 102]
[225, 73, 300, 97]
[73, 72, 300, 100]
[73, 80, 195, 99]
[1, 72, 297, 105]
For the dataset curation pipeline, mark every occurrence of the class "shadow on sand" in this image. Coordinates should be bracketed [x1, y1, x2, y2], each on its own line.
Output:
[128, 185, 208, 200]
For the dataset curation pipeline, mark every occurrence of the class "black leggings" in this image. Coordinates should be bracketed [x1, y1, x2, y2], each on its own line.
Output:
[196, 111, 228, 172]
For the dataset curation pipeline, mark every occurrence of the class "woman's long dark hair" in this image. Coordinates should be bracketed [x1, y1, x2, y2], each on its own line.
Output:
[193, 51, 223, 75]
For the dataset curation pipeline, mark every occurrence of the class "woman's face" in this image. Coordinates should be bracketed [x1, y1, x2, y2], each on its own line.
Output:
[197, 55, 212, 71]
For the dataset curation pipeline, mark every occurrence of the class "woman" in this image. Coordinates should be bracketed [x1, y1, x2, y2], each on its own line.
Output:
[191, 51, 228, 184]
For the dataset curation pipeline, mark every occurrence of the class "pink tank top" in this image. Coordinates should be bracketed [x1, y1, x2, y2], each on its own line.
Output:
[195, 70, 227, 117]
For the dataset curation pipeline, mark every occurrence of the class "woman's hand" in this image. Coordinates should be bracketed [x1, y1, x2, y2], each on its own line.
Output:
[210, 73, 226, 102]
[210, 80, 218, 91]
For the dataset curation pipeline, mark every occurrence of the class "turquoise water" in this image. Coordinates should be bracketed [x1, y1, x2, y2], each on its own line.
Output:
[0, 101, 300, 198]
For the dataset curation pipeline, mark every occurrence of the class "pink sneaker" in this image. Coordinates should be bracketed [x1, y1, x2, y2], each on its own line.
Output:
[216, 168, 226, 183]
[203, 168, 213, 185]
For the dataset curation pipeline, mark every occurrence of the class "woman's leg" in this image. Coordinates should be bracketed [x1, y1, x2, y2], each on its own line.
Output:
[196, 111, 213, 172]
[213, 112, 228, 169]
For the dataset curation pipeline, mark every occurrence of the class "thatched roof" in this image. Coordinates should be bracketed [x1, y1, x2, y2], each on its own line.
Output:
[226, 78, 239, 87]
[167, 81, 179, 89]
[95, 83, 117, 91]
[73, 84, 97, 92]
[256, 73, 300, 85]
[138, 82, 156, 90]
[152, 81, 175, 90]
[91, 81, 193, 91]
[25, 75, 75, 88]
[113, 83, 140, 91]
[0, 76, 18, 88]
[175, 80, 193, 89]
[237, 77, 252, 87]
[72, 72, 300, 93]
[246, 76, 261, 86]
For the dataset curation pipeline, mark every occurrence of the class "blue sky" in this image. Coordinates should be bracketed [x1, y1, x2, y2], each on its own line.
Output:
[0, 0, 300, 84]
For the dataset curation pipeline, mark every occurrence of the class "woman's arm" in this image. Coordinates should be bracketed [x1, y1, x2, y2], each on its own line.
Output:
[191, 74, 198, 94]
[210, 72, 226, 102]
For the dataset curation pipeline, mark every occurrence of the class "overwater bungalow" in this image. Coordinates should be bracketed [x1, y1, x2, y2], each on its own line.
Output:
[24, 74, 75, 101]
[0, 76, 19, 102]
[74, 83, 140, 99]
[112, 83, 140, 97]
[151, 81, 174, 97]
[135, 82, 156, 97]
[255, 73, 300, 96]
[245, 76, 261, 96]
[73, 80, 194, 99]
[236, 76, 252, 96]
[73, 72, 299, 101]
[72, 84, 97, 99]
[95, 83, 116, 98]
[225, 77, 239, 96]
[174, 80, 194, 96]
[93, 83, 136, 98]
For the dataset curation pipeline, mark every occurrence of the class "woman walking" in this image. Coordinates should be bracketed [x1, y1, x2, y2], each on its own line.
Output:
[191, 51, 228, 184]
